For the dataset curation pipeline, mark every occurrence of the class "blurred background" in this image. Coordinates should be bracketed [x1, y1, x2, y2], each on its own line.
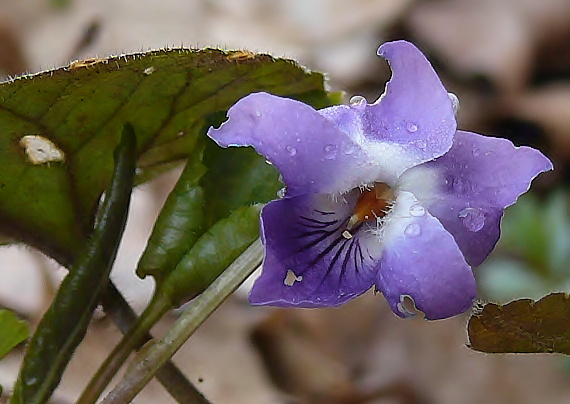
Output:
[0, 0, 569, 403]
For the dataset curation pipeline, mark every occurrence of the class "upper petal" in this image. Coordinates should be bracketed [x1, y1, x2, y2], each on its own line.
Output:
[249, 192, 381, 307]
[377, 191, 476, 320]
[207, 92, 380, 196]
[401, 131, 553, 266]
[318, 41, 457, 185]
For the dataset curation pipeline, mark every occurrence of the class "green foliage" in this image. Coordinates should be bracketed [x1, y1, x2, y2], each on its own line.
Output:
[0, 309, 29, 360]
[0, 48, 333, 266]
[11, 126, 136, 404]
[0, 46, 337, 403]
[478, 192, 570, 301]
[138, 139, 282, 306]
[468, 293, 570, 354]
[158, 204, 264, 306]
[471, 192, 570, 355]
[50, 0, 72, 9]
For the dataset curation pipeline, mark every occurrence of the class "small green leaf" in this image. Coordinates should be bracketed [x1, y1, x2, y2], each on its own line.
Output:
[11, 126, 136, 404]
[137, 154, 207, 282]
[138, 137, 281, 306]
[0, 309, 29, 360]
[0, 49, 334, 266]
[468, 293, 570, 354]
[158, 204, 263, 306]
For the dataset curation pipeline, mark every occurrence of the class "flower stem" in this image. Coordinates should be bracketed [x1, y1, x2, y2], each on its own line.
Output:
[100, 239, 264, 404]
[78, 294, 170, 404]
[99, 283, 210, 404]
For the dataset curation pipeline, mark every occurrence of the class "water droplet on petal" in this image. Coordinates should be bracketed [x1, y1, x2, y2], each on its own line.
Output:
[404, 223, 421, 238]
[453, 178, 465, 193]
[448, 92, 460, 116]
[342, 142, 356, 155]
[459, 208, 486, 232]
[323, 144, 338, 159]
[415, 139, 427, 149]
[255, 110, 262, 117]
[409, 204, 425, 217]
[472, 147, 480, 157]
[286, 145, 296, 156]
[405, 122, 418, 133]
[342, 230, 353, 239]
[277, 187, 286, 198]
[349, 95, 367, 106]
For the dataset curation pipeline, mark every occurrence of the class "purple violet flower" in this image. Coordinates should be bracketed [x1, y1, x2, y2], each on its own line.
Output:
[207, 41, 553, 320]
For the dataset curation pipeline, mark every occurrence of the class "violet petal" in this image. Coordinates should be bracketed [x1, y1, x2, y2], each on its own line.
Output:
[365, 41, 456, 165]
[377, 191, 476, 320]
[249, 192, 380, 307]
[207, 92, 377, 196]
[403, 131, 553, 266]
[318, 41, 457, 185]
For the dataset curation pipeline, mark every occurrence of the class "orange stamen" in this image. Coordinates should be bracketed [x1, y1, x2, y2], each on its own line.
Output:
[347, 183, 393, 230]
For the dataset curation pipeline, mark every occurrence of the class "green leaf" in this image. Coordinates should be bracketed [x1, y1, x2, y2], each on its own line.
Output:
[138, 137, 281, 306]
[158, 204, 264, 306]
[11, 126, 136, 404]
[137, 62, 335, 306]
[136, 153, 208, 283]
[468, 293, 570, 354]
[0, 309, 29, 360]
[0, 49, 334, 266]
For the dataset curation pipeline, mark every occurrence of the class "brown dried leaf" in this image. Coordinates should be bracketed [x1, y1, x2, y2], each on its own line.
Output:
[468, 293, 570, 354]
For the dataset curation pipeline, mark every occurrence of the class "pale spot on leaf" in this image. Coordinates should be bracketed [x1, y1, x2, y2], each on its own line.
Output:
[20, 135, 65, 165]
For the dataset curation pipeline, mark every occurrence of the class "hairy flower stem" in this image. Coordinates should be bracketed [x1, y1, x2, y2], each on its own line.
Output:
[78, 293, 170, 404]
[101, 281, 210, 404]
[100, 239, 264, 404]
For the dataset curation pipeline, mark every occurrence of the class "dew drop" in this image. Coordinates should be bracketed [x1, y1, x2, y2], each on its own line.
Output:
[405, 122, 418, 133]
[448, 92, 460, 115]
[286, 145, 296, 156]
[404, 223, 421, 238]
[453, 178, 466, 193]
[255, 110, 262, 117]
[342, 142, 356, 155]
[349, 95, 367, 106]
[472, 147, 480, 157]
[415, 139, 427, 149]
[458, 207, 486, 232]
[276, 187, 286, 198]
[409, 204, 425, 217]
[323, 144, 338, 159]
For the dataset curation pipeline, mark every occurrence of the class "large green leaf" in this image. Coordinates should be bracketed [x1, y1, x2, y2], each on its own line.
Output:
[0, 49, 334, 265]
[468, 293, 570, 354]
[0, 309, 29, 360]
[11, 127, 136, 404]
